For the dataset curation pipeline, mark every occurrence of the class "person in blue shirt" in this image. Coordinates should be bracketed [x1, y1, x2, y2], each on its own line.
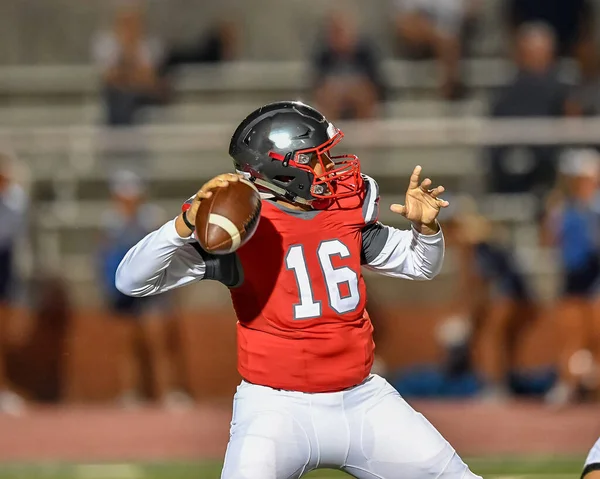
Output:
[543, 148, 600, 406]
[98, 170, 191, 409]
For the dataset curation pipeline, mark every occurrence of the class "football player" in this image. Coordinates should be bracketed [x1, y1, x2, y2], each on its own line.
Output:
[116, 101, 481, 478]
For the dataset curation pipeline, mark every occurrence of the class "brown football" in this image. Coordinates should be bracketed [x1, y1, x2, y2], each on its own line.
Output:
[195, 178, 262, 255]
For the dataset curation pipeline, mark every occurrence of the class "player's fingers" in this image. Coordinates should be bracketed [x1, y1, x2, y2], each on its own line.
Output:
[429, 185, 445, 198]
[203, 177, 231, 191]
[215, 176, 232, 185]
[195, 190, 213, 201]
[437, 199, 450, 208]
[390, 203, 407, 216]
[214, 173, 241, 186]
[420, 178, 432, 191]
[214, 173, 239, 182]
[408, 165, 422, 190]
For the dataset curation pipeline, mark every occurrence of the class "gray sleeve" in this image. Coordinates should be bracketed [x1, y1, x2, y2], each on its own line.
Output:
[361, 222, 390, 265]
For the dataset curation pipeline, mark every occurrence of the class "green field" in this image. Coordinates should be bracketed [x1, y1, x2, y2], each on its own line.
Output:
[0, 457, 585, 479]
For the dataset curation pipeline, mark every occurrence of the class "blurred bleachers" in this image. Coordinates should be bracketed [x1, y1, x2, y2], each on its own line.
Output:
[0, 0, 508, 64]
[0, 0, 592, 309]
[4, 82, 579, 308]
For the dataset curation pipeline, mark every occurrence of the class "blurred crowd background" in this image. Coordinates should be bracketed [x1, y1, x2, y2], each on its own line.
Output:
[1, 0, 600, 418]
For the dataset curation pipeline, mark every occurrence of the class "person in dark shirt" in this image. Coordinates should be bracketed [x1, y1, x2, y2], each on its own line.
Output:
[312, 10, 384, 120]
[487, 23, 567, 197]
[492, 23, 567, 118]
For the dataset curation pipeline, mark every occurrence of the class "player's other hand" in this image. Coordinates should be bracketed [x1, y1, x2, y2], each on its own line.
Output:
[176, 173, 242, 237]
[390, 165, 449, 235]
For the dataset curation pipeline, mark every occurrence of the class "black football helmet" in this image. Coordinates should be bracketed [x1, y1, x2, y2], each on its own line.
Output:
[228, 101, 361, 206]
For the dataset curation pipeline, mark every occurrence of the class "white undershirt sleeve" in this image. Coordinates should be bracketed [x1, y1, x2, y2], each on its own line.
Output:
[115, 218, 206, 297]
[363, 224, 445, 280]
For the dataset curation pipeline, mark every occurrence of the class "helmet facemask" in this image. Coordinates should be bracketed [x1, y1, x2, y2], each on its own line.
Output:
[266, 127, 361, 207]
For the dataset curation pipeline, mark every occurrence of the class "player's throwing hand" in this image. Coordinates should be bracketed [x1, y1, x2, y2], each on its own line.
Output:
[176, 173, 242, 237]
[390, 165, 449, 232]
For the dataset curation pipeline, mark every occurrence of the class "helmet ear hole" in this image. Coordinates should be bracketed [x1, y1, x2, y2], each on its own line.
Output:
[273, 175, 294, 185]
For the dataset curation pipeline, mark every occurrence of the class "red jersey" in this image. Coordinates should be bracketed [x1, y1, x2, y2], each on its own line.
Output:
[230, 176, 380, 393]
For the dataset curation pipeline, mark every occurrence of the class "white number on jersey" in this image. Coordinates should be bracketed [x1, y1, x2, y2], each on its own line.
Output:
[285, 240, 360, 320]
[285, 245, 322, 319]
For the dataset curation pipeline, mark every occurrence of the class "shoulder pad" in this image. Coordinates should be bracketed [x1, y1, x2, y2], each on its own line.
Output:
[361, 174, 380, 225]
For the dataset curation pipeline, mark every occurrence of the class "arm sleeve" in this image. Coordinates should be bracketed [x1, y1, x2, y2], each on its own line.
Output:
[115, 218, 206, 297]
[361, 222, 445, 280]
[583, 438, 600, 479]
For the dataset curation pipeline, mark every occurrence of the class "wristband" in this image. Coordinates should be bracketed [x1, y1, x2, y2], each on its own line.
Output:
[182, 212, 195, 232]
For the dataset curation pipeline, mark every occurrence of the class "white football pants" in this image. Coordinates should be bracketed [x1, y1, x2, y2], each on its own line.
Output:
[221, 374, 481, 479]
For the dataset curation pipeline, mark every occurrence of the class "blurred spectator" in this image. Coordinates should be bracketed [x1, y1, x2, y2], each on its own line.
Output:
[543, 149, 600, 406]
[393, 196, 536, 400]
[505, 0, 594, 64]
[394, 0, 481, 99]
[442, 196, 535, 401]
[486, 23, 567, 197]
[0, 153, 28, 415]
[493, 23, 567, 118]
[312, 10, 383, 120]
[0, 155, 27, 306]
[92, 2, 163, 126]
[159, 19, 238, 101]
[98, 170, 191, 409]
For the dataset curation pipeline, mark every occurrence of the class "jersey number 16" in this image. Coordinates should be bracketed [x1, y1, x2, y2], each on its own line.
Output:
[285, 239, 360, 320]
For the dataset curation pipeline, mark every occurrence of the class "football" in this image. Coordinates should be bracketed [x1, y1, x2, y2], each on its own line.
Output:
[195, 178, 262, 255]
